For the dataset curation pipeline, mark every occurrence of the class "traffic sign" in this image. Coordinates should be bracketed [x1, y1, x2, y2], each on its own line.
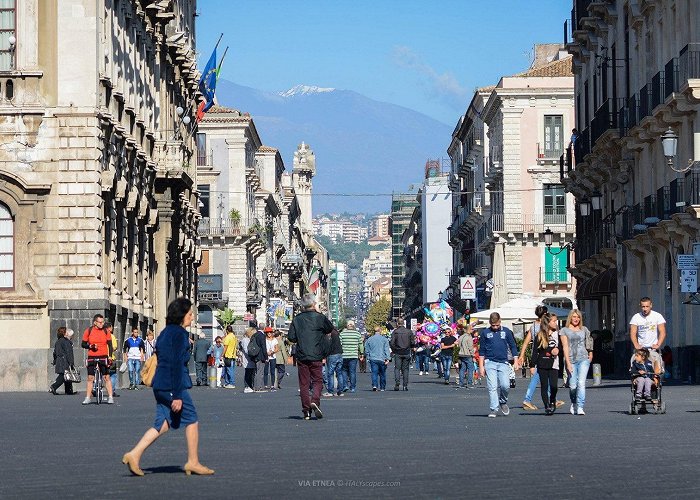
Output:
[460, 276, 476, 300]
[681, 269, 698, 293]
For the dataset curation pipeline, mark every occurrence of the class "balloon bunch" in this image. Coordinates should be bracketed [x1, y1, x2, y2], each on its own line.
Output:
[414, 300, 455, 346]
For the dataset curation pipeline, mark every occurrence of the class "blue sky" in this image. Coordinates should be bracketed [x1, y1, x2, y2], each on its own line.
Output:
[196, 0, 572, 125]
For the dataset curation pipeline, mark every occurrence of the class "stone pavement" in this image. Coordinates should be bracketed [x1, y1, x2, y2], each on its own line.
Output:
[1, 368, 699, 499]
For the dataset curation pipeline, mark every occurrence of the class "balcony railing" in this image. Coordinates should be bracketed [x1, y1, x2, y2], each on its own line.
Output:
[590, 98, 623, 146]
[197, 217, 246, 237]
[537, 142, 564, 160]
[196, 149, 212, 166]
[540, 267, 571, 285]
[197, 291, 228, 304]
[489, 213, 574, 233]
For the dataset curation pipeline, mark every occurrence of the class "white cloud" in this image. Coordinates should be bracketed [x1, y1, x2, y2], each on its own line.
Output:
[391, 45, 468, 110]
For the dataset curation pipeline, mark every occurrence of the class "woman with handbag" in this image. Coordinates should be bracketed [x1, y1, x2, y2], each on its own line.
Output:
[50, 327, 77, 395]
[122, 297, 214, 476]
[530, 312, 561, 415]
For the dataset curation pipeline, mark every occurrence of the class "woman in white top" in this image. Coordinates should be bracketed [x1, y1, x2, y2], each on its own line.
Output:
[263, 327, 279, 390]
[560, 310, 593, 415]
[531, 312, 560, 415]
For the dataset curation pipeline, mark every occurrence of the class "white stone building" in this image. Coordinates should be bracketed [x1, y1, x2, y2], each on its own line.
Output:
[564, 0, 700, 378]
[0, 0, 201, 391]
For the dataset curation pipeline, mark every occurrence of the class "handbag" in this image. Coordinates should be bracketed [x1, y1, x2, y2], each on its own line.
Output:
[64, 366, 82, 383]
[141, 353, 157, 387]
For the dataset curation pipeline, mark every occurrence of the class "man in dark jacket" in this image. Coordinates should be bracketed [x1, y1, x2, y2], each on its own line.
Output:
[287, 293, 334, 419]
[193, 333, 210, 386]
[390, 318, 415, 391]
[322, 329, 344, 397]
[249, 321, 268, 391]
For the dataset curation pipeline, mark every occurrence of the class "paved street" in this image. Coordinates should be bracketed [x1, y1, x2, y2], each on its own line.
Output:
[1, 368, 699, 499]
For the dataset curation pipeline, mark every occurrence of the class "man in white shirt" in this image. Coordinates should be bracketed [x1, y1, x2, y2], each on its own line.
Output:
[629, 297, 666, 367]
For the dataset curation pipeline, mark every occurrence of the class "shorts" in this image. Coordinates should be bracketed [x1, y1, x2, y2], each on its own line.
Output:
[86, 358, 109, 377]
[153, 389, 198, 430]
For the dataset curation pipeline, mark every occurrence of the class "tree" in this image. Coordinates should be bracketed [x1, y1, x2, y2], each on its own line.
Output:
[215, 307, 241, 331]
[364, 297, 391, 333]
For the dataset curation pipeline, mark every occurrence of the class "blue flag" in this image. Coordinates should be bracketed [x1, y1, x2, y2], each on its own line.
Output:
[198, 47, 218, 118]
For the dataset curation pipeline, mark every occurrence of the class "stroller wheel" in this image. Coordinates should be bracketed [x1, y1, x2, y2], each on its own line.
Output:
[630, 402, 637, 415]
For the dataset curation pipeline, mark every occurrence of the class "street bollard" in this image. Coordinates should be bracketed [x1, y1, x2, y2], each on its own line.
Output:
[592, 363, 602, 386]
[208, 365, 218, 389]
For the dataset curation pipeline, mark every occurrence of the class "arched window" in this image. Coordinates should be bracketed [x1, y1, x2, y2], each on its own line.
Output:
[0, 202, 13, 288]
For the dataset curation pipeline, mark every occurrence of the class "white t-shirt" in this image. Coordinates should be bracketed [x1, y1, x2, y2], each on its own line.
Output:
[266, 338, 278, 360]
[629, 310, 666, 347]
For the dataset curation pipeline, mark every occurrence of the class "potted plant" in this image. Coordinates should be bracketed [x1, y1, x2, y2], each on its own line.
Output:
[229, 209, 241, 224]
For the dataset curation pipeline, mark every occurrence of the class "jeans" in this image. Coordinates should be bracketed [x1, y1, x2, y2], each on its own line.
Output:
[276, 363, 286, 388]
[254, 360, 266, 390]
[524, 370, 540, 403]
[195, 361, 208, 385]
[297, 360, 323, 412]
[342, 358, 358, 391]
[224, 359, 236, 386]
[264, 359, 277, 387]
[418, 352, 431, 373]
[394, 354, 411, 387]
[110, 371, 119, 392]
[569, 359, 590, 407]
[325, 354, 344, 394]
[440, 354, 453, 382]
[485, 359, 511, 410]
[244, 367, 255, 389]
[459, 356, 474, 386]
[127, 359, 142, 386]
[370, 360, 387, 389]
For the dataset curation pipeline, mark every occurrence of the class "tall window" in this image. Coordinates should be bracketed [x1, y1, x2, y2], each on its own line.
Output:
[0, 202, 13, 288]
[196, 133, 207, 166]
[543, 184, 566, 224]
[0, 0, 15, 72]
[197, 184, 210, 218]
[543, 115, 564, 157]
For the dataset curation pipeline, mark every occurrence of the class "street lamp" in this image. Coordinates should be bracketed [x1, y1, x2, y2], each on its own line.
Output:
[591, 191, 603, 211]
[544, 227, 574, 255]
[437, 290, 444, 301]
[661, 127, 691, 172]
[579, 197, 591, 217]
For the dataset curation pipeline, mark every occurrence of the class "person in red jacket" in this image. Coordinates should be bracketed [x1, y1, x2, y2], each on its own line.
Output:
[80, 314, 114, 405]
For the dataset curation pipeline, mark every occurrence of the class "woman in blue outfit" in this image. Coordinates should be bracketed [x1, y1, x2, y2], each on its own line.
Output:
[122, 297, 214, 476]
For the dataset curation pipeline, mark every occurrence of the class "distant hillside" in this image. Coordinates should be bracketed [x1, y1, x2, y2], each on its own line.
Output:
[215, 80, 452, 213]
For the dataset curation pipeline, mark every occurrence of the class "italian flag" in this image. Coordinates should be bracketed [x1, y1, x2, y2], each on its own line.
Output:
[308, 265, 320, 293]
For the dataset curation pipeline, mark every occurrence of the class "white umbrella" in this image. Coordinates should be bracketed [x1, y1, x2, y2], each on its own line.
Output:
[490, 241, 508, 308]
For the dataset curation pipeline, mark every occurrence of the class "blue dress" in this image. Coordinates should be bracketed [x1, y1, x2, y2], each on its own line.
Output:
[151, 324, 197, 430]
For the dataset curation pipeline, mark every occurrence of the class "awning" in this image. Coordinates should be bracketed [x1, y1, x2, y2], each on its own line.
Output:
[577, 268, 617, 300]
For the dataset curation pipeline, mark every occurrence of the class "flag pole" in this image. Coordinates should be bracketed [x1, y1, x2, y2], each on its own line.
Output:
[216, 46, 229, 75]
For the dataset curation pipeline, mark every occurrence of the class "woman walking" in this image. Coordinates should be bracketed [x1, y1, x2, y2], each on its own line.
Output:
[122, 297, 213, 476]
[531, 312, 561, 415]
[50, 327, 77, 395]
[560, 310, 593, 415]
[240, 328, 257, 393]
[263, 327, 279, 390]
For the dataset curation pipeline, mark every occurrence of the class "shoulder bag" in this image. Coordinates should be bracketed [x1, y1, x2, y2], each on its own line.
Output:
[141, 353, 158, 387]
[64, 365, 82, 383]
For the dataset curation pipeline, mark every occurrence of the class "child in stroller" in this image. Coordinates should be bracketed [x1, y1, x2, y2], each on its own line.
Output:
[630, 348, 665, 414]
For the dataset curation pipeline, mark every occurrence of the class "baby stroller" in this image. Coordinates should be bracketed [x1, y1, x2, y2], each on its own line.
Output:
[629, 359, 666, 415]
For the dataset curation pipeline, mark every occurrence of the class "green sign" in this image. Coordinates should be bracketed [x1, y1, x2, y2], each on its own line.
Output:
[544, 248, 568, 282]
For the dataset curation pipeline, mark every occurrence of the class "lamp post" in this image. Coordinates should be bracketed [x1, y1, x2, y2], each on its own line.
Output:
[543, 227, 574, 255]
[579, 197, 591, 217]
[661, 127, 691, 172]
[591, 191, 603, 211]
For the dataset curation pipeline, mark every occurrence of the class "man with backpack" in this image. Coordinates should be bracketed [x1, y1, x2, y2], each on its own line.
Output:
[390, 318, 415, 391]
[247, 321, 267, 392]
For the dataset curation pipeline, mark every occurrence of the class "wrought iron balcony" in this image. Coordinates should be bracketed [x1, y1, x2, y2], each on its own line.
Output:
[540, 267, 571, 286]
[197, 217, 246, 237]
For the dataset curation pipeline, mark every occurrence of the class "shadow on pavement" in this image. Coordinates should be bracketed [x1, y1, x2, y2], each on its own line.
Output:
[142, 465, 183, 475]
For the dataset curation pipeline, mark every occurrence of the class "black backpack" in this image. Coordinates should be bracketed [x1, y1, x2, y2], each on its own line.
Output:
[247, 336, 261, 357]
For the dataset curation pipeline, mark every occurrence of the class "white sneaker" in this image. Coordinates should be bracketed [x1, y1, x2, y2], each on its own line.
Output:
[577, 407, 586, 415]
[243, 387, 254, 393]
[82, 397, 91, 405]
[107, 397, 114, 404]
[569, 404, 575, 415]
[419, 371, 423, 375]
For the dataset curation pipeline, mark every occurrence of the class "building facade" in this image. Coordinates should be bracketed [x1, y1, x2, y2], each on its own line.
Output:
[0, 0, 200, 391]
[564, 0, 700, 378]
[390, 192, 419, 319]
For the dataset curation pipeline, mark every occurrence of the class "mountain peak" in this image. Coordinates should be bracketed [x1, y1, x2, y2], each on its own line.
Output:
[279, 84, 335, 97]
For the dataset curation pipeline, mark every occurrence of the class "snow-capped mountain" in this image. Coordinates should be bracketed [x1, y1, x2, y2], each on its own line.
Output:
[215, 79, 452, 213]
[278, 84, 336, 97]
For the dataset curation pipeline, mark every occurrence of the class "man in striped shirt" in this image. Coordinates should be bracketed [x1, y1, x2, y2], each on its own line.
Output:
[339, 321, 364, 393]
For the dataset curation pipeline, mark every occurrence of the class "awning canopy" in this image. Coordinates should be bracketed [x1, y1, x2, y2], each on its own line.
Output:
[577, 268, 617, 301]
